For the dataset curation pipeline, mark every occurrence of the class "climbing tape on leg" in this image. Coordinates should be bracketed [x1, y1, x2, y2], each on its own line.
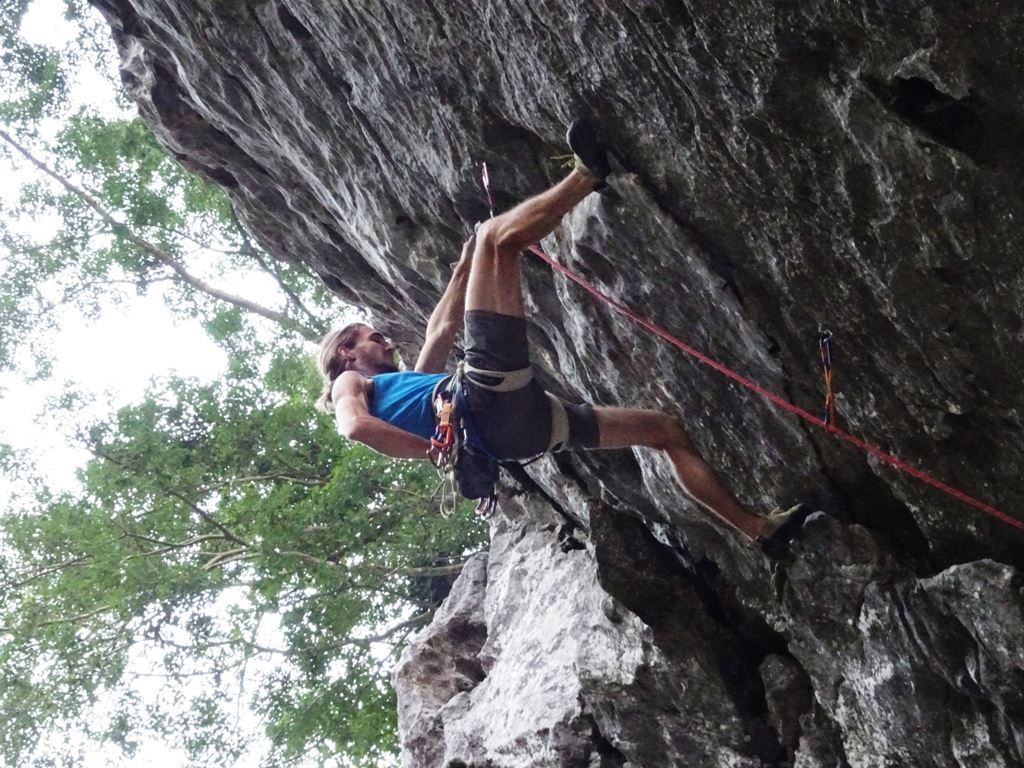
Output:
[482, 162, 495, 218]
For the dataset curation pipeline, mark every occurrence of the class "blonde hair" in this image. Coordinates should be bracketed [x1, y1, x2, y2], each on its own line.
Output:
[316, 322, 363, 413]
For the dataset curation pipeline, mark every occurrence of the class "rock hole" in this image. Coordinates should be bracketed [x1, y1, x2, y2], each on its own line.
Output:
[932, 264, 967, 287]
[573, 243, 618, 290]
[863, 75, 984, 159]
[319, 273, 345, 292]
[275, 3, 353, 99]
[454, 656, 486, 685]
[206, 166, 238, 188]
[592, 725, 627, 767]
[277, 4, 313, 42]
[558, 522, 586, 552]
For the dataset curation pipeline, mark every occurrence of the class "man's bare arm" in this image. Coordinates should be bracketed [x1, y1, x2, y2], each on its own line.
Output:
[415, 234, 474, 373]
[333, 372, 430, 459]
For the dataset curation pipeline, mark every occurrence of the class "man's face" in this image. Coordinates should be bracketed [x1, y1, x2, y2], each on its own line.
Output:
[343, 325, 399, 374]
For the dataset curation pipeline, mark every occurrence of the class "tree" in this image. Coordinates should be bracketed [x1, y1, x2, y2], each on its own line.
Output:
[1, 4, 486, 765]
[0, 0, 72, 127]
[1, 350, 487, 767]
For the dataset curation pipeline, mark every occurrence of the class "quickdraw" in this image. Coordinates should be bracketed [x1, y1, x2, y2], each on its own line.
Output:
[429, 392, 459, 460]
[819, 329, 838, 428]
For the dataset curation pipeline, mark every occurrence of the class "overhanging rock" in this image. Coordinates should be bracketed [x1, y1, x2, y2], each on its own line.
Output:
[90, 1, 1024, 764]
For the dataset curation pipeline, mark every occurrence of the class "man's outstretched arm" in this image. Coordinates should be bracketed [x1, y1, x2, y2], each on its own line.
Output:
[333, 372, 430, 459]
[415, 234, 474, 373]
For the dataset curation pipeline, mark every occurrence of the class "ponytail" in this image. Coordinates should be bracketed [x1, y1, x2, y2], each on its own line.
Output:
[316, 323, 363, 413]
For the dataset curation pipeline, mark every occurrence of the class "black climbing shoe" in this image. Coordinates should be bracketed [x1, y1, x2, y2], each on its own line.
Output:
[566, 117, 610, 188]
[758, 503, 811, 559]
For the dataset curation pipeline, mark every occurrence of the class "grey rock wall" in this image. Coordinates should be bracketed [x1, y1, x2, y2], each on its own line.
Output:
[90, 0, 1024, 765]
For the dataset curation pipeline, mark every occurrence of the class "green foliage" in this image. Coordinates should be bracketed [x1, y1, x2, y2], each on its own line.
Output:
[60, 113, 232, 235]
[2, 5, 479, 766]
[2, 13, 328, 369]
[1, 353, 486, 766]
[0, 0, 69, 125]
[1, 0, 122, 127]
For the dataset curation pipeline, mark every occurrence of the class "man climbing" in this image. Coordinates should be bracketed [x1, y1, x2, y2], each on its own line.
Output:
[317, 119, 805, 554]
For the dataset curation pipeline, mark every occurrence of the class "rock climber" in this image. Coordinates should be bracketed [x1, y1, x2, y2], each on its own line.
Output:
[317, 119, 806, 554]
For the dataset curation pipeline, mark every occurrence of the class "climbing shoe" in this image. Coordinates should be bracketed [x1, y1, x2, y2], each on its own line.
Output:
[566, 117, 610, 188]
[758, 503, 811, 559]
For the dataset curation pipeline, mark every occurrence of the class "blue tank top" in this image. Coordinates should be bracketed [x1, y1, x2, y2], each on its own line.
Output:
[369, 371, 448, 439]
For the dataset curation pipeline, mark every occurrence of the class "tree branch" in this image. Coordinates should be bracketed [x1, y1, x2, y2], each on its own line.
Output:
[0, 128, 321, 340]
[10, 554, 93, 589]
[203, 472, 329, 491]
[28, 604, 116, 629]
[152, 221, 248, 255]
[88, 443, 250, 548]
[146, 610, 431, 655]
[272, 549, 332, 568]
[201, 548, 257, 571]
[349, 610, 431, 645]
[229, 206, 328, 335]
[119, 532, 240, 563]
[250, 250, 327, 336]
[369, 560, 474, 579]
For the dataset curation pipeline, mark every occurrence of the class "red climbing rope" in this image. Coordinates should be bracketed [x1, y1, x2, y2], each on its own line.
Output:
[529, 241, 1022, 533]
[479, 162, 1022, 532]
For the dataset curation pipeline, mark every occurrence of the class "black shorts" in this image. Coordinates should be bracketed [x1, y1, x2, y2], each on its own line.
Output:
[461, 310, 600, 460]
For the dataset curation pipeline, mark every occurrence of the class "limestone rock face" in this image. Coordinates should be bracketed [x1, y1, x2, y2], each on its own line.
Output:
[90, 1, 1024, 765]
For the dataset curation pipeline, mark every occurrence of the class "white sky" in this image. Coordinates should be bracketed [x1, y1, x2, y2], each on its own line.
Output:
[0, 1, 229, 497]
[0, 298, 228, 495]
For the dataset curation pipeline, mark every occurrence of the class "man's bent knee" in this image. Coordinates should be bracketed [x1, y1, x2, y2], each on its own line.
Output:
[476, 216, 528, 260]
[651, 414, 694, 452]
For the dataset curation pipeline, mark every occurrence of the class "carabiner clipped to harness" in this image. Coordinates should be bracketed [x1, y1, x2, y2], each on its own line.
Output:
[427, 361, 500, 518]
[428, 391, 459, 467]
[428, 380, 463, 519]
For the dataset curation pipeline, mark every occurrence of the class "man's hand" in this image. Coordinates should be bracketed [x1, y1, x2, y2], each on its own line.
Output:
[457, 232, 476, 269]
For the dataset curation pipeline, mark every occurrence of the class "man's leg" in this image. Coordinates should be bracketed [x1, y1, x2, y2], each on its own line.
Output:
[594, 406, 770, 541]
[466, 169, 597, 316]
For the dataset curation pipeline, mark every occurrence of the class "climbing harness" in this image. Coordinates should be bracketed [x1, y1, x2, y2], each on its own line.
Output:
[479, 164, 1023, 533]
[428, 349, 559, 518]
[428, 361, 500, 518]
[819, 330, 838, 428]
